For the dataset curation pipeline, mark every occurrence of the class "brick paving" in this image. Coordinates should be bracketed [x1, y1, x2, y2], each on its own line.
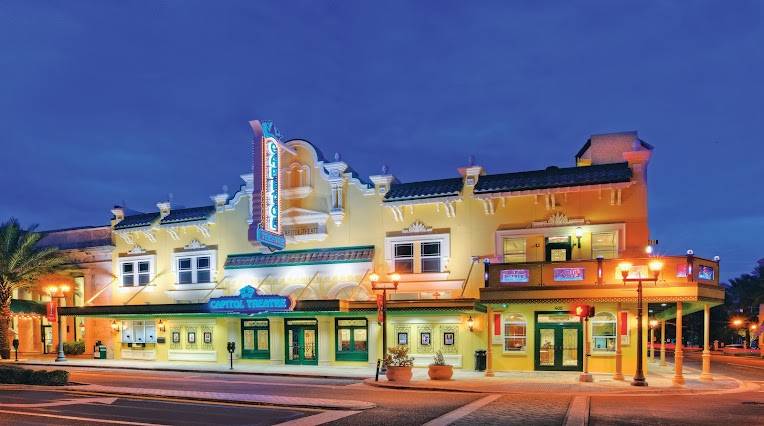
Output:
[450, 394, 572, 426]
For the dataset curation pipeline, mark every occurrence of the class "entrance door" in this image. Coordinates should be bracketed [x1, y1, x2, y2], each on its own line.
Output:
[535, 313, 582, 371]
[241, 319, 270, 359]
[545, 237, 572, 262]
[285, 319, 318, 365]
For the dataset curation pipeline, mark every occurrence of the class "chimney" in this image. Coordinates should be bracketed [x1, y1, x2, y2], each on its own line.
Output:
[157, 201, 171, 219]
[458, 155, 484, 187]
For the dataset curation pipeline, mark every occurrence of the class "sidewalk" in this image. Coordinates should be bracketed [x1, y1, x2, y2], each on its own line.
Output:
[366, 362, 747, 396]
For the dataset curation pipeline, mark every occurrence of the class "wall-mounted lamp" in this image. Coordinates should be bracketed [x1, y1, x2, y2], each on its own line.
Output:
[111, 320, 120, 333]
[158, 319, 165, 332]
[649, 319, 658, 328]
[574, 227, 583, 248]
[467, 316, 474, 332]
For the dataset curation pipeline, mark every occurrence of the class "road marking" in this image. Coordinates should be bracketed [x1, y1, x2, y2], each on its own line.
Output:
[72, 371, 348, 388]
[563, 396, 590, 426]
[422, 394, 502, 426]
[0, 408, 169, 426]
[273, 410, 360, 425]
[0, 396, 117, 408]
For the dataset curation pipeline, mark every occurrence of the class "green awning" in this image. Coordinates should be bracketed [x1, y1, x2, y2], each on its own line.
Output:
[10, 299, 46, 315]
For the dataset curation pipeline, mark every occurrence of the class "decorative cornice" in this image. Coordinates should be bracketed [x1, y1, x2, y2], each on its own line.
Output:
[402, 220, 432, 234]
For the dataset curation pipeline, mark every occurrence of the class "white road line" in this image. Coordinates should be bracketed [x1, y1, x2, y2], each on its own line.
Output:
[0, 396, 117, 408]
[0, 408, 169, 426]
[563, 396, 590, 426]
[422, 394, 502, 426]
[273, 410, 360, 426]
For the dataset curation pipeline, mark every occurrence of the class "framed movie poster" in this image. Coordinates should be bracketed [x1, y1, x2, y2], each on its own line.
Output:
[397, 332, 408, 345]
[443, 332, 455, 346]
[172, 331, 180, 344]
[420, 332, 431, 346]
[188, 331, 196, 344]
[203, 331, 212, 344]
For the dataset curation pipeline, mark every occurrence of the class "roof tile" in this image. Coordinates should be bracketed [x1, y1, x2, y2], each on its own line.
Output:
[225, 246, 374, 269]
[474, 162, 632, 194]
[384, 178, 463, 202]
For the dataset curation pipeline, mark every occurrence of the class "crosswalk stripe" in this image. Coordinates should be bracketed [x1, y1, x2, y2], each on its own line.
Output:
[422, 394, 502, 426]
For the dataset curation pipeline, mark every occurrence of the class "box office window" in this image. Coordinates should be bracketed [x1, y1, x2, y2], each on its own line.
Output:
[591, 312, 616, 352]
[121, 320, 156, 344]
[242, 319, 270, 359]
[335, 318, 368, 362]
[394, 243, 414, 274]
[503, 238, 526, 263]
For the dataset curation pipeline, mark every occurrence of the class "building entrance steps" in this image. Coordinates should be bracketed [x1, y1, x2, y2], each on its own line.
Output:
[367, 363, 745, 396]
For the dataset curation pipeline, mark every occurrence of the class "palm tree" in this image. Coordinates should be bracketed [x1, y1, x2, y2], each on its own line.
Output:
[0, 218, 69, 359]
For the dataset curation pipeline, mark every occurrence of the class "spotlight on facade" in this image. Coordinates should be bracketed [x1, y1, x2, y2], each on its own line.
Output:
[111, 320, 120, 333]
[645, 245, 653, 255]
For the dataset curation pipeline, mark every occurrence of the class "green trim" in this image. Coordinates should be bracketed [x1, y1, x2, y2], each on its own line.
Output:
[241, 318, 270, 360]
[335, 317, 369, 362]
[226, 258, 371, 269]
[224, 245, 375, 269]
[284, 318, 319, 365]
[10, 299, 46, 315]
[533, 311, 583, 371]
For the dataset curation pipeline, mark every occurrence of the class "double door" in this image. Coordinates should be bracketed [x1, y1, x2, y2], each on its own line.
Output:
[285, 319, 318, 365]
[535, 321, 582, 371]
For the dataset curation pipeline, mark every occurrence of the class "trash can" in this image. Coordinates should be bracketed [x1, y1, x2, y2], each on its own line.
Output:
[93, 345, 107, 359]
[475, 350, 486, 371]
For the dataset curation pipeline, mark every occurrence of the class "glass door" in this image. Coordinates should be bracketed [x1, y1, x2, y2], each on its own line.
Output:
[535, 313, 582, 371]
[241, 319, 270, 359]
[285, 319, 318, 365]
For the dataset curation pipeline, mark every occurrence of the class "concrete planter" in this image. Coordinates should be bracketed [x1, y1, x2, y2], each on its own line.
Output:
[385, 366, 413, 382]
[428, 365, 453, 380]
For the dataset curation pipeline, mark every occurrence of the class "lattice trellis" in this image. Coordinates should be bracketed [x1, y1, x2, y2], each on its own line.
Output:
[439, 325, 459, 354]
[416, 325, 434, 354]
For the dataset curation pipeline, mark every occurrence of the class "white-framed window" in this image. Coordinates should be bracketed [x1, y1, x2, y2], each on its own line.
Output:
[394, 243, 414, 273]
[121, 320, 157, 344]
[503, 313, 527, 352]
[503, 238, 527, 263]
[119, 256, 154, 287]
[385, 234, 450, 275]
[591, 312, 616, 352]
[173, 250, 216, 284]
[420, 242, 441, 273]
[592, 232, 618, 259]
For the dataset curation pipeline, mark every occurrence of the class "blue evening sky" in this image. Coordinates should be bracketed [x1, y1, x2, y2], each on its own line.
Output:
[0, 1, 761, 281]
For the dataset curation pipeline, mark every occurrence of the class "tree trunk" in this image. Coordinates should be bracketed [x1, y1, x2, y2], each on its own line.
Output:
[0, 297, 11, 359]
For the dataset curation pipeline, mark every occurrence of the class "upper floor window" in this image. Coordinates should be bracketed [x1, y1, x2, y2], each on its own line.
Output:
[503, 238, 526, 263]
[394, 243, 414, 273]
[120, 257, 154, 287]
[420, 242, 441, 273]
[174, 251, 216, 284]
[591, 232, 617, 259]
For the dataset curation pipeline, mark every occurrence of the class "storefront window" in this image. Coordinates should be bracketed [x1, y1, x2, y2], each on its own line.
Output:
[242, 319, 269, 359]
[503, 238, 526, 263]
[335, 318, 368, 361]
[591, 312, 616, 352]
[503, 313, 527, 352]
[121, 320, 157, 344]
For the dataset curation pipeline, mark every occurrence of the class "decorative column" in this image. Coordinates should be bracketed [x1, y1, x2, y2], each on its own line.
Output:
[270, 318, 285, 365]
[485, 306, 494, 377]
[368, 317, 380, 368]
[660, 320, 667, 366]
[673, 302, 685, 385]
[613, 302, 624, 380]
[700, 303, 713, 381]
[317, 317, 331, 366]
[649, 326, 655, 362]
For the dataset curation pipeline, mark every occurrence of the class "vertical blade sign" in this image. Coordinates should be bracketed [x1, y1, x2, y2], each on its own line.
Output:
[248, 120, 286, 251]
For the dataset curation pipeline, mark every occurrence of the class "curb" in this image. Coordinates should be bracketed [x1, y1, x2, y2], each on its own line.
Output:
[12, 361, 371, 381]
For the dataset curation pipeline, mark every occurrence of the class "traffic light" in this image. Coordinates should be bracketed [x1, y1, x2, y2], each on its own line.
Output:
[570, 304, 595, 318]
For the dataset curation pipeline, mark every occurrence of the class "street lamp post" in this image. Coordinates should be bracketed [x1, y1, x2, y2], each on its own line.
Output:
[619, 259, 663, 387]
[370, 272, 400, 361]
[46, 284, 71, 362]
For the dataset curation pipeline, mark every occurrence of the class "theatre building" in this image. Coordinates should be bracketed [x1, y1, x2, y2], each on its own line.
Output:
[60, 124, 723, 379]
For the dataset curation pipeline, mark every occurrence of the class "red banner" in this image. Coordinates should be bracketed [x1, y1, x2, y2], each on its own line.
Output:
[493, 313, 501, 336]
[46, 300, 57, 323]
[376, 294, 384, 323]
[619, 311, 628, 335]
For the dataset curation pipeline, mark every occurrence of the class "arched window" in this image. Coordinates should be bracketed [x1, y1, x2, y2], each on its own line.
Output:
[503, 313, 527, 352]
[591, 312, 616, 352]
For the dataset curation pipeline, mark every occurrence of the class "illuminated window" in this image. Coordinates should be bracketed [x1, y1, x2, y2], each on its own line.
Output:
[592, 232, 617, 259]
[119, 257, 154, 287]
[421, 242, 441, 272]
[503, 314, 527, 352]
[591, 312, 616, 352]
[503, 238, 526, 263]
[394, 243, 414, 273]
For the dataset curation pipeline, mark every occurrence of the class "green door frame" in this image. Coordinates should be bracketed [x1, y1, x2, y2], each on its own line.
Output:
[284, 318, 319, 365]
[534, 312, 583, 371]
[545, 237, 572, 261]
[335, 318, 369, 362]
[241, 318, 270, 359]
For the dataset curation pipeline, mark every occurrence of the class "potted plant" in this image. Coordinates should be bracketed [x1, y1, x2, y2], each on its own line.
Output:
[383, 345, 414, 382]
[428, 350, 453, 380]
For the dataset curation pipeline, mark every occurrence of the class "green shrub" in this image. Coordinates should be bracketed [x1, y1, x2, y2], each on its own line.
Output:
[0, 365, 68, 386]
[63, 340, 86, 355]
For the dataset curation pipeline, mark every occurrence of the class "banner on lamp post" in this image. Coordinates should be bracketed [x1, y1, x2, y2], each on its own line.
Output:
[376, 294, 384, 323]
[46, 300, 57, 323]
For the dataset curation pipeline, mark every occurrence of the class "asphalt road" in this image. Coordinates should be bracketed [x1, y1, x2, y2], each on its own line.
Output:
[2, 354, 762, 425]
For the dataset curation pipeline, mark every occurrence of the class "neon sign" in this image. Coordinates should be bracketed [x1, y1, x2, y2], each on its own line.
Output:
[208, 285, 293, 314]
[248, 120, 287, 251]
[698, 265, 714, 280]
[553, 267, 585, 281]
[500, 269, 530, 283]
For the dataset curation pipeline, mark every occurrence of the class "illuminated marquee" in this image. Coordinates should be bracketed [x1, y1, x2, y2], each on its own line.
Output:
[208, 285, 293, 314]
[248, 120, 290, 251]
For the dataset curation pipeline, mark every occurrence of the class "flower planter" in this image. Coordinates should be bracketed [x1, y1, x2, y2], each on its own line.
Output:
[428, 364, 453, 380]
[385, 366, 413, 382]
